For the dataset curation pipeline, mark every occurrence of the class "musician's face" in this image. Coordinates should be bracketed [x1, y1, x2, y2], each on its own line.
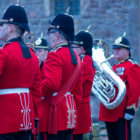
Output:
[0, 23, 11, 42]
[113, 47, 129, 61]
[48, 29, 58, 49]
[72, 44, 84, 56]
[35, 49, 48, 65]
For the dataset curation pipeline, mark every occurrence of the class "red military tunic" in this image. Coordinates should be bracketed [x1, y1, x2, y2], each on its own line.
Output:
[73, 55, 95, 134]
[0, 41, 41, 134]
[39, 45, 82, 134]
[99, 58, 140, 122]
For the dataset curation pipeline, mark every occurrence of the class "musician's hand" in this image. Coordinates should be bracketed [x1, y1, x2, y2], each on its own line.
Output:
[124, 108, 135, 120]
[124, 113, 133, 120]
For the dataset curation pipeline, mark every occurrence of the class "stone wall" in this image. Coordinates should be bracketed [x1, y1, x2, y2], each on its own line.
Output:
[0, 0, 139, 62]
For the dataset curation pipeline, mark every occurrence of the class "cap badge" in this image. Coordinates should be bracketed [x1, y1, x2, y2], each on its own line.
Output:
[35, 38, 42, 45]
[115, 37, 122, 44]
[9, 18, 14, 22]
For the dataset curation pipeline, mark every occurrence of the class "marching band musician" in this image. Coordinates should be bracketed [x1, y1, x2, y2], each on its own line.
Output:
[39, 13, 82, 140]
[0, 2, 41, 140]
[35, 34, 49, 72]
[72, 30, 96, 140]
[99, 35, 140, 140]
[31, 35, 49, 140]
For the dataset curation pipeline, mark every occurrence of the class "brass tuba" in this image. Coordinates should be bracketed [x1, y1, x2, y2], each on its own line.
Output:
[92, 39, 126, 109]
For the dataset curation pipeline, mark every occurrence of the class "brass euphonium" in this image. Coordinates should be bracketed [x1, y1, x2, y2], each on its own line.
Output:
[24, 32, 35, 50]
[92, 39, 126, 109]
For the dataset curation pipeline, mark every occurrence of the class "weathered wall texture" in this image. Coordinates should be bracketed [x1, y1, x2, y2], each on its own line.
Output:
[0, 0, 139, 62]
[0, 0, 140, 140]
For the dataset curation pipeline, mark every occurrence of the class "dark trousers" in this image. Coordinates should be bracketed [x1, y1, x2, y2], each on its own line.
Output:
[73, 134, 83, 140]
[0, 130, 32, 140]
[105, 118, 132, 140]
[39, 129, 73, 140]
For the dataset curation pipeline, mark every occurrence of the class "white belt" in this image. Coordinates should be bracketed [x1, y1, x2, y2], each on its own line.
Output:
[41, 92, 71, 100]
[0, 88, 29, 95]
[52, 91, 71, 96]
[65, 92, 71, 95]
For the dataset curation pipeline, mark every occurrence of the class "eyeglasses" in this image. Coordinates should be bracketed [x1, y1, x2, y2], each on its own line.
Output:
[47, 29, 57, 36]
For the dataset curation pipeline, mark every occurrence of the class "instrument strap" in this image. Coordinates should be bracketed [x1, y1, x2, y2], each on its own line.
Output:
[47, 55, 81, 134]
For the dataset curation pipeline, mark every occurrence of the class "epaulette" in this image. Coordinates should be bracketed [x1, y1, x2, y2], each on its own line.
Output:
[128, 58, 138, 65]
[115, 57, 129, 65]
[50, 46, 62, 53]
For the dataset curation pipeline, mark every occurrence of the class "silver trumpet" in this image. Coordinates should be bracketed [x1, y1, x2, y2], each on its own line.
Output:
[92, 39, 126, 109]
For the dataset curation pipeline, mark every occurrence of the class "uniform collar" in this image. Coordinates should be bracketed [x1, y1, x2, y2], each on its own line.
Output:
[116, 57, 129, 64]
[6, 37, 31, 58]
[80, 54, 85, 62]
[52, 42, 77, 65]
[2, 37, 22, 48]
[7, 37, 22, 43]
[54, 42, 68, 49]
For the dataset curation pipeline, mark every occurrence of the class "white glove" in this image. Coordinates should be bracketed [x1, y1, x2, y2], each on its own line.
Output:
[124, 113, 134, 120]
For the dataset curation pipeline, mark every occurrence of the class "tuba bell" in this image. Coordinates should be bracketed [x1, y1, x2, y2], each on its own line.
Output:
[24, 32, 35, 50]
[92, 39, 126, 109]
